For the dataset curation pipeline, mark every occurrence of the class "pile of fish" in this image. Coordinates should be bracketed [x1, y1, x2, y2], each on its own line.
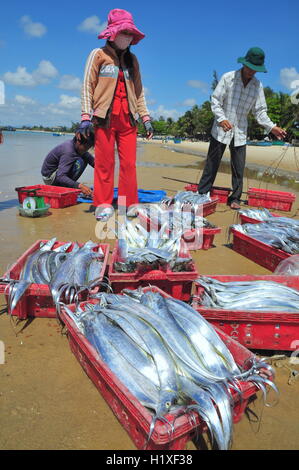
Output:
[161, 190, 212, 210]
[131, 203, 216, 232]
[274, 255, 299, 276]
[3, 238, 105, 314]
[238, 207, 274, 221]
[113, 219, 193, 273]
[195, 276, 299, 312]
[62, 289, 277, 450]
[230, 220, 299, 254]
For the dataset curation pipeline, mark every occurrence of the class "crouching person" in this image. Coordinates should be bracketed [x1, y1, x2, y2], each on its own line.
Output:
[41, 126, 94, 197]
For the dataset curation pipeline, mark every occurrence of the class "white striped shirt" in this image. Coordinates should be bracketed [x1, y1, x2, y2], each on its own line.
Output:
[211, 70, 275, 146]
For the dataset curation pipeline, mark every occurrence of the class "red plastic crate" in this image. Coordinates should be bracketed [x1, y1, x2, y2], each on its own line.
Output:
[15, 185, 81, 209]
[60, 286, 267, 450]
[247, 187, 296, 212]
[193, 275, 299, 351]
[0, 240, 110, 319]
[164, 193, 218, 217]
[231, 228, 290, 272]
[108, 242, 198, 301]
[138, 212, 221, 251]
[184, 185, 230, 204]
[239, 212, 280, 225]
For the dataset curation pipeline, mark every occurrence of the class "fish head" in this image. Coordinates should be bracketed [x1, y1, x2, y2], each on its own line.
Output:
[156, 390, 178, 416]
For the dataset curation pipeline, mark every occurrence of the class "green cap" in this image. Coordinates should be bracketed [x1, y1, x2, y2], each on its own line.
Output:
[237, 47, 267, 73]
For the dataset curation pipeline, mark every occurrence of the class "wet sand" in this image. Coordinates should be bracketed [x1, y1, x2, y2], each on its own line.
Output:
[147, 138, 299, 174]
[1, 140, 299, 450]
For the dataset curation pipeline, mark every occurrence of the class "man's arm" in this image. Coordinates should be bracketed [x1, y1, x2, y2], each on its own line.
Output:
[55, 155, 80, 188]
[55, 155, 93, 196]
[252, 84, 286, 139]
[86, 152, 95, 168]
[211, 74, 233, 132]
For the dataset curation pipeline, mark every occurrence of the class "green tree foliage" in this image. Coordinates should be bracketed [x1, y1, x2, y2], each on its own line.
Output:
[247, 87, 298, 140]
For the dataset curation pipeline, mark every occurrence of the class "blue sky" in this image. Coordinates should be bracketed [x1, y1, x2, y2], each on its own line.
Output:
[0, 0, 298, 126]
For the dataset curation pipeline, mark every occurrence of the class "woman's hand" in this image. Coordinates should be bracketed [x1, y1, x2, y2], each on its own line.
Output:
[143, 120, 154, 140]
[78, 183, 93, 197]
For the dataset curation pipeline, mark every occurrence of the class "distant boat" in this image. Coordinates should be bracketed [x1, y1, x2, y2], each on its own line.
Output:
[53, 132, 64, 136]
[247, 141, 272, 146]
[272, 140, 286, 146]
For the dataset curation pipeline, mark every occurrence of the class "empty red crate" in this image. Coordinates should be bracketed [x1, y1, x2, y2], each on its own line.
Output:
[16, 185, 81, 208]
[184, 184, 231, 204]
[230, 228, 290, 272]
[108, 241, 198, 301]
[138, 212, 221, 251]
[192, 275, 299, 351]
[0, 240, 110, 319]
[247, 187, 296, 212]
[239, 212, 280, 225]
[60, 285, 268, 450]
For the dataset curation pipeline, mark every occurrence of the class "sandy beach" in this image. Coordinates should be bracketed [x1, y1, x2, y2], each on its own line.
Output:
[145, 138, 299, 176]
[0, 138, 299, 450]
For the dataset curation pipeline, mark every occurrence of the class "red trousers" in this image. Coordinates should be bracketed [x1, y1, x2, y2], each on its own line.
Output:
[93, 108, 138, 208]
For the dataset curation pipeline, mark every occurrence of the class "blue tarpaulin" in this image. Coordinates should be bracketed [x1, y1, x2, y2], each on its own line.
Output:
[77, 188, 167, 204]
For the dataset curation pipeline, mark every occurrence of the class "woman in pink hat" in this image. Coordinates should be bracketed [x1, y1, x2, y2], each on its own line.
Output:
[80, 8, 153, 221]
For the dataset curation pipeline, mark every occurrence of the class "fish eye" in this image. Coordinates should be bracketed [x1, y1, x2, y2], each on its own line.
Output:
[165, 401, 171, 409]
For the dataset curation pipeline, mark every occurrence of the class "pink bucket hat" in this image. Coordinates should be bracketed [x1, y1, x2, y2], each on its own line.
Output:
[98, 9, 145, 45]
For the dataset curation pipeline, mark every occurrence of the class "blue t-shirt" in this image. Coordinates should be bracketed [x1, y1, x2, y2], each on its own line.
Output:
[41, 139, 94, 188]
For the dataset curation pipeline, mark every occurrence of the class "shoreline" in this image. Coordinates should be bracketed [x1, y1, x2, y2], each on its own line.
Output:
[139, 138, 299, 180]
[12, 129, 74, 135]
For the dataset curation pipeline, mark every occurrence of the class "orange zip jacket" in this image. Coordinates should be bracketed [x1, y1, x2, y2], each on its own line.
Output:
[81, 43, 149, 121]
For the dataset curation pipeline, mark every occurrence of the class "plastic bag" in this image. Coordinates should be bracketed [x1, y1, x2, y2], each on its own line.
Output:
[274, 255, 299, 275]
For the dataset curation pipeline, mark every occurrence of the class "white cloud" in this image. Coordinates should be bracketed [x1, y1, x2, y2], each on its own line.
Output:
[57, 94, 80, 109]
[58, 75, 82, 91]
[33, 60, 58, 84]
[187, 80, 209, 93]
[3, 60, 58, 87]
[3, 66, 36, 87]
[280, 67, 299, 90]
[78, 16, 107, 34]
[20, 15, 47, 38]
[0, 96, 80, 127]
[15, 94, 36, 105]
[143, 87, 156, 105]
[182, 98, 196, 107]
[149, 105, 180, 121]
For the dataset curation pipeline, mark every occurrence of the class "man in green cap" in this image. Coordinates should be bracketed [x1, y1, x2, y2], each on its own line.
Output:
[197, 47, 286, 209]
